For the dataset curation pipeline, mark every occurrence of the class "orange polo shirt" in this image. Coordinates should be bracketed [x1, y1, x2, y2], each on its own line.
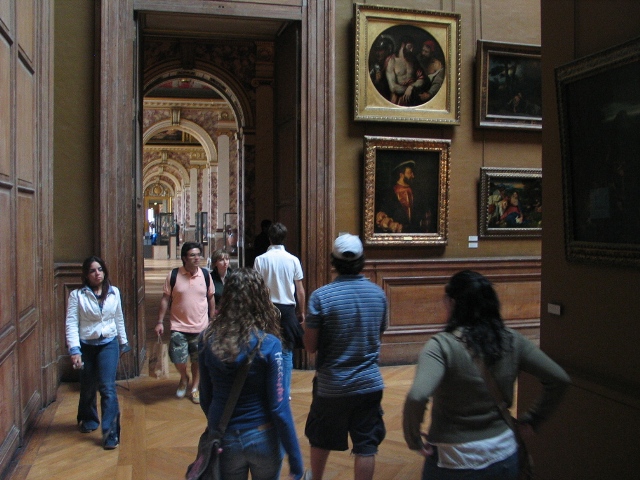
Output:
[163, 266, 214, 334]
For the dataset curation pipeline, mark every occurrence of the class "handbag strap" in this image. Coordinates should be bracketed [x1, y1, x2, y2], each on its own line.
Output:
[216, 346, 259, 436]
[454, 331, 524, 444]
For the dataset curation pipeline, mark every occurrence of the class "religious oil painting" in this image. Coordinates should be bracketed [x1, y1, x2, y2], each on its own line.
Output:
[354, 4, 460, 124]
[364, 136, 450, 246]
[475, 40, 542, 130]
[479, 167, 542, 238]
[556, 36, 640, 266]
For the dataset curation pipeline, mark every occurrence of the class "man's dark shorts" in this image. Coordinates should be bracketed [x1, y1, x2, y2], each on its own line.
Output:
[304, 380, 386, 455]
[169, 331, 200, 364]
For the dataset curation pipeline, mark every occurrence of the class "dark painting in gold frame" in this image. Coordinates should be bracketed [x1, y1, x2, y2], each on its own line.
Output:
[556, 36, 640, 267]
[354, 4, 461, 125]
[475, 40, 542, 130]
[364, 136, 450, 246]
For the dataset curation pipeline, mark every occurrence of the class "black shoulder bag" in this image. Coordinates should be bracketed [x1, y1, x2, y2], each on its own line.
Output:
[185, 347, 258, 480]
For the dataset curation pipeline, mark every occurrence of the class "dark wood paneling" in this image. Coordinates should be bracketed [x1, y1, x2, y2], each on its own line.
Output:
[0, 349, 18, 472]
[0, 1, 53, 475]
[0, 189, 11, 331]
[54, 264, 83, 382]
[366, 257, 541, 365]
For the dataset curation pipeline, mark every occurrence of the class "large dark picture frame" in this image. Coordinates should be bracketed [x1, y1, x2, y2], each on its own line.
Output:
[556, 37, 640, 267]
[354, 4, 461, 125]
[479, 167, 542, 238]
[475, 40, 542, 130]
[363, 136, 450, 246]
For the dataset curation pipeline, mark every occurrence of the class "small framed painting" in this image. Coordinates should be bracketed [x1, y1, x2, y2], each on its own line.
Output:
[475, 40, 542, 130]
[479, 167, 542, 238]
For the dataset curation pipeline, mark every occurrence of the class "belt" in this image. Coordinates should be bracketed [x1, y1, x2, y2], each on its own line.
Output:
[232, 422, 273, 436]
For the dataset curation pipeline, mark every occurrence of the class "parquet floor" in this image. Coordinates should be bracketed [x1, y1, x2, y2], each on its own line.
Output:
[7, 260, 428, 480]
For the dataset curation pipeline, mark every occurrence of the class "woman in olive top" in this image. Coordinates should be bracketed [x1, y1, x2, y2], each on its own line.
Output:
[403, 270, 570, 479]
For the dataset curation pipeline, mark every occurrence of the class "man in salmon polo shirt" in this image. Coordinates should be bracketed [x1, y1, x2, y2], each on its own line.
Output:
[155, 242, 215, 404]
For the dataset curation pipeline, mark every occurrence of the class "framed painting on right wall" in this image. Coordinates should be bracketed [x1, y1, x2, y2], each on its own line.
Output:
[556, 36, 640, 267]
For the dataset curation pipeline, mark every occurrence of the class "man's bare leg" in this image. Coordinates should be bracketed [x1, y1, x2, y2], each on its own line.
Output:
[354, 454, 375, 480]
[308, 446, 331, 479]
[190, 361, 200, 390]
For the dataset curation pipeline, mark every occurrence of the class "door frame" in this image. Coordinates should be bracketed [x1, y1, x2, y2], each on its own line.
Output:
[97, 0, 335, 372]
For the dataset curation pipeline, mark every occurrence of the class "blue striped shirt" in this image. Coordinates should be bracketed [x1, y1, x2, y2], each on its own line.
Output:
[307, 275, 388, 397]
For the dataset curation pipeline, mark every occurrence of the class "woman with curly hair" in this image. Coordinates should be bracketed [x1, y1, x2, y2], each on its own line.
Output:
[403, 270, 570, 479]
[198, 268, 304, 480]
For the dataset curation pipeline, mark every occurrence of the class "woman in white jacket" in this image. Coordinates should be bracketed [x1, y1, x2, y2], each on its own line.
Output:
[65, 256, 129, 450]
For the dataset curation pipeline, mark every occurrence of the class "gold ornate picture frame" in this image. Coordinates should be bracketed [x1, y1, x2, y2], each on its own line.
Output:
[475, 40, 542, 130]
[479, 167, 542, 238]
[556, 36, 640, 267]
[364, 136, 450, 246]
[354, 4, 461, 125]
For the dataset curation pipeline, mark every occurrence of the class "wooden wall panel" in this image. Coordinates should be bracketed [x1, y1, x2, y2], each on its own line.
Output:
[15, 0, 33, 61]
[0, 35, 9, 177]
[361, 257, 541, 366]
[495, 280, 541, 320]
[18, 323, 40, 428]
[16, 63, 34, 185]
[0, 191, 10, 331]
[386, 281, 447, 328]
[0, 351, 19, 469]
[0, 0, 11, 31]
[17, 194, 35, 315]
[54, 264, 83, 381]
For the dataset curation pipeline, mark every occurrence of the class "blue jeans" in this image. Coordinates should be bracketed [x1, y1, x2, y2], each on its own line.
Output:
[422, 448, 519, 480]
[220, 425, 284, 480]
[281, 348, 292, 399]
[77, 338, 120, 437]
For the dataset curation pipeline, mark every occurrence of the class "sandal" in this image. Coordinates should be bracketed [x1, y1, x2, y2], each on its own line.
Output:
[191, 389, 200, 404]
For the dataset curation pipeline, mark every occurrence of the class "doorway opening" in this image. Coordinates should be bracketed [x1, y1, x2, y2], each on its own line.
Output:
[139, 13, 301, 272]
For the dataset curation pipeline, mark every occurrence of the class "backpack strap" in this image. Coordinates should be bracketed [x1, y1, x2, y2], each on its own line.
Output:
[201, 267, 211, 295]
[169, 267, 179, 295]
[169, 267, 211, 306]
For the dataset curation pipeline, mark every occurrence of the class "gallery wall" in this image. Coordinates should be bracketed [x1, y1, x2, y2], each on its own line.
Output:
[53, 0, 95, 262]
[334, 0, 543, 260]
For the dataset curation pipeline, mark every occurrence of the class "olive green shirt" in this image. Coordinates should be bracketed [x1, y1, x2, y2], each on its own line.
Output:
[403, 328, 570, 450]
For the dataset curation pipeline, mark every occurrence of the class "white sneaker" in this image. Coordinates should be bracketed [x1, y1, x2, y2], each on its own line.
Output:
[176, 379, 188, 398]
[303, 469, 312, 480]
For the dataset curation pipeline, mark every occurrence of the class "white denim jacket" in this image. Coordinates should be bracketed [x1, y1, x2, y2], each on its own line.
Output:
[65, 285, 128, 352]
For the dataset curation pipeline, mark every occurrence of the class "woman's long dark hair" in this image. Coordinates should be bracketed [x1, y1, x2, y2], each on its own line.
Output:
[444, 270, 506, 364]
[81, 256, 111, 294]
[203, 268, 282, 362]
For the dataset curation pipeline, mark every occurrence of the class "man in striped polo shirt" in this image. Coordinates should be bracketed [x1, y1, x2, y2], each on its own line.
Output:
[303, 234, 388, 480]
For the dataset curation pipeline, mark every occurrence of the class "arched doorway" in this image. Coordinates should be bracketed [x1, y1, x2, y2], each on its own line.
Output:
[141, 74, 245, 264]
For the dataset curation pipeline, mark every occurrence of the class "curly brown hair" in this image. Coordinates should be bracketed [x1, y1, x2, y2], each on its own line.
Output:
[203, 268, 281, 362]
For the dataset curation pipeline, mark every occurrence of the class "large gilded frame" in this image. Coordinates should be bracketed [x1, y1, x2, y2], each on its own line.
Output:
[364, 136, 450, 246]
[556, 36, 640, 267]
[354, 4, 461, 124]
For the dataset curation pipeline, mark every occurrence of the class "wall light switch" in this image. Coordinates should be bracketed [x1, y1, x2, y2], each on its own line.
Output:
[547, 303, 562, 316]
